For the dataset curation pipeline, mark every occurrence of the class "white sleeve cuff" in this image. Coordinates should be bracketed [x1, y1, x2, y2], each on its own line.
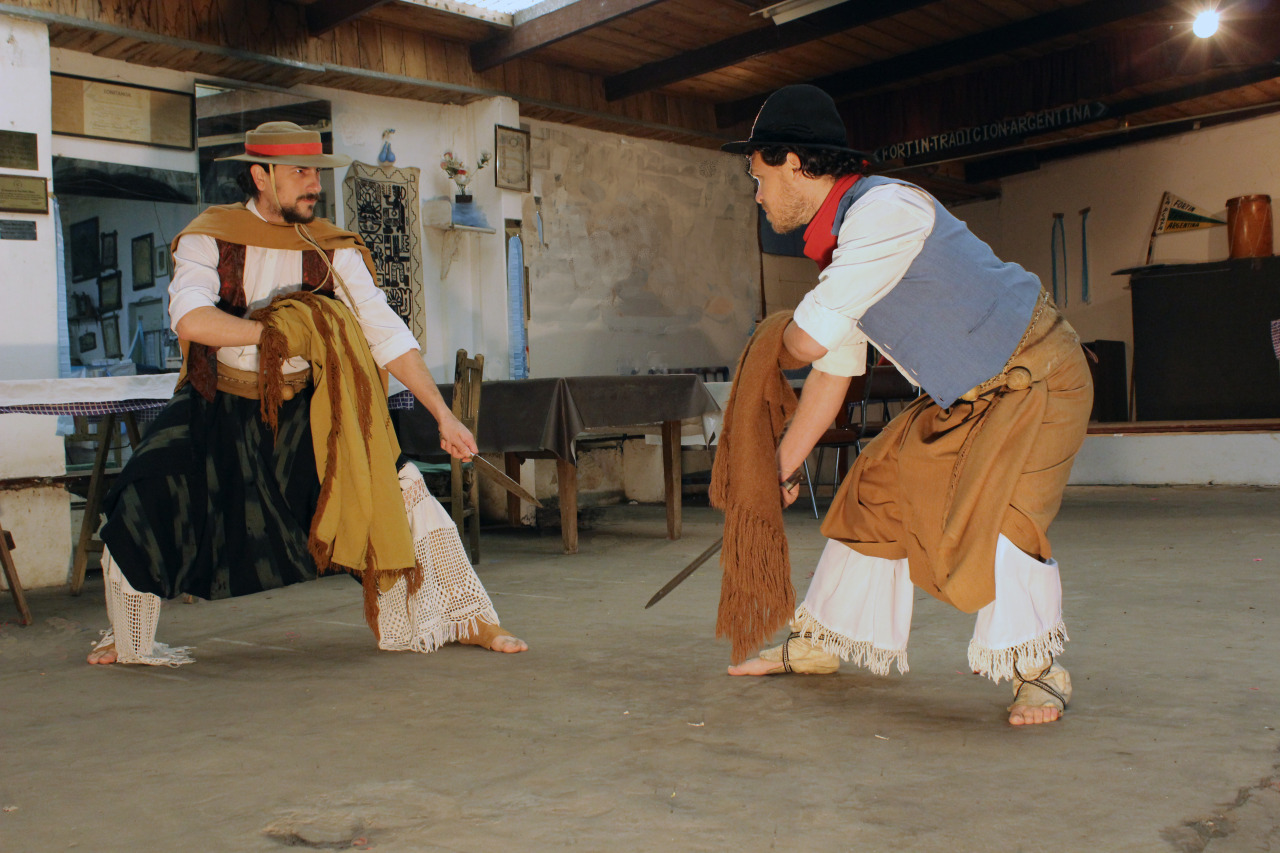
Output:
[812, 337, 868, 377]
[793, 290, 856, 352]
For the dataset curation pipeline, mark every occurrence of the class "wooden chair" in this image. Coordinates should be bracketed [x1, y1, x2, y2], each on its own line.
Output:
[414, 349, 484, 563]
[1, 527, 33, 626]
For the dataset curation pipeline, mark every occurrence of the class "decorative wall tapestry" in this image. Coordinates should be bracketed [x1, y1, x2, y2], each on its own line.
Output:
[342, 161, 424, 342]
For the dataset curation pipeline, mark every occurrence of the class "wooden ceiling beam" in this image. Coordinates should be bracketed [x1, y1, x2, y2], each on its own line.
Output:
[963, 64, 1280, 182]
[603, 0, 935, 102]
[716, 0, 1179, 127]
[846, 13, 1280, 163]
[471, 0, 667, 72]
[304, 0, 395, 36]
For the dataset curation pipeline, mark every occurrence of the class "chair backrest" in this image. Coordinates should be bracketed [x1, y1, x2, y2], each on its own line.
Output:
[452, 349, 484, 435]
[856, 353, 920, 429]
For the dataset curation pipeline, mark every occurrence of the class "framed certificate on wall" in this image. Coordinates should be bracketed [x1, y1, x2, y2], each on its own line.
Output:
[494, 125, 530, 192]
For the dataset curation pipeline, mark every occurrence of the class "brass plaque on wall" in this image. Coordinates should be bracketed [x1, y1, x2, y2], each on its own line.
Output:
[0, 175, 49, 214]
[51, 74, 194, 150]
[0, 130, 38, 170]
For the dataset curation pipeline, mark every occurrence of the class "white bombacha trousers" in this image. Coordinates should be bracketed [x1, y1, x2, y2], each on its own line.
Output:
[98, 462, 498, 666]
[793, 535, 1067, 683]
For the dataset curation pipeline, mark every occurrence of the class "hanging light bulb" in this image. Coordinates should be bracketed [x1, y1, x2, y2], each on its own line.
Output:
[1193, 8, 1220, 38]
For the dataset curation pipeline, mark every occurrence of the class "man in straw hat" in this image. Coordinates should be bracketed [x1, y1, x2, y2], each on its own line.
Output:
[716, 86, 1091, 724]
[87, 121, 526, 665]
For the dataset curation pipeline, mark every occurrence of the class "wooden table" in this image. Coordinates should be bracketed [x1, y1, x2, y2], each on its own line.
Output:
[394, 374, 722, 553]
[0, 375, 179, 596]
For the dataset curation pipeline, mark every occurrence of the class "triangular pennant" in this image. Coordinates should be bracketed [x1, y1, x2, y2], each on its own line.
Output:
[1154, 191, 1226, 233]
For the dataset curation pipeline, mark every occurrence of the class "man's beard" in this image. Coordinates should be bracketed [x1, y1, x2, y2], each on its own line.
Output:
[764, 186, 811, 234]
[280, 195, 320, 224]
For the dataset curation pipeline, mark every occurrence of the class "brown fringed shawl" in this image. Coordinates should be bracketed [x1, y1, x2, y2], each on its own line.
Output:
[710, 312, 806, 664]
[253, 291, 416, 633]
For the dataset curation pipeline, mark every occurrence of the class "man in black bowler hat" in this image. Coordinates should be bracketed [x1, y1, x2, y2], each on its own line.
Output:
[719, 84, 1093, 725]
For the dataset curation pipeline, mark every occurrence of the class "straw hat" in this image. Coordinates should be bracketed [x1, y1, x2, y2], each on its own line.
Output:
[215, 121, 351, 168]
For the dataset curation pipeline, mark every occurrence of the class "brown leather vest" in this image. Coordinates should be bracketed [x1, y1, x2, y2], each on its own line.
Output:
[186, 240, 334, 401]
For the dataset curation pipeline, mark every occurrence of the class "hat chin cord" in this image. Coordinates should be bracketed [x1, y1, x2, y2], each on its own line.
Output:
[266, 163, 364, 322]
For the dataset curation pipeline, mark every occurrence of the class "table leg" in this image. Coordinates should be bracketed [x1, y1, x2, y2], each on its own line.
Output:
[556, 457, 578, 554]
[1, 529, 32, 626]
[504, 452, 522, 527]
[70, 412, 117, 596]
[661, 420, 682, 540]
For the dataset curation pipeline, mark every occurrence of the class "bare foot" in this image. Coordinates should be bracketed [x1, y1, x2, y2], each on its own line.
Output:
[459, 622, 528, 654]
[727, 634, 839, 676]
[87, 642, 117, 665]
[1009, 704, 1062, 725]
[727, 656, 783, 676]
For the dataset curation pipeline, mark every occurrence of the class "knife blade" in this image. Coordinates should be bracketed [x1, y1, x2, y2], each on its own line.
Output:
[470, 453, 544, 508]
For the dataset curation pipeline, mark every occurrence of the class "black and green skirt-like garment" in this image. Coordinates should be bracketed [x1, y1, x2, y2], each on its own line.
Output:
[99, 383, 324, 601]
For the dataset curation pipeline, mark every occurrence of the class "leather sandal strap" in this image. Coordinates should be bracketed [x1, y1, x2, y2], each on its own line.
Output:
[1012, 657, 1066, 708]
[781, 631, 800, 674]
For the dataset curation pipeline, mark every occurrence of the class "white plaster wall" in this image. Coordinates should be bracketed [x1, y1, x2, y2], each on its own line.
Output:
[0, 17, 72, 591]
[955, 111, 1280, 356]
[1071, 433, 1280, 485]
[318, 87, 522, 380]
[521, 121, 760, 378]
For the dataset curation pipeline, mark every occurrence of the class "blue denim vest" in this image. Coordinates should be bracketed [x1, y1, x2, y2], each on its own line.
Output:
[836, 176, 1041, 408]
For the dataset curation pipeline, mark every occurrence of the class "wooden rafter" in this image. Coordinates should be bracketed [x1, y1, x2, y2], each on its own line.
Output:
[604, 0, 936, 102]
[305, 0, 395, 36]
[716, 0, 1180, 127]
[470, 0, 667, 72]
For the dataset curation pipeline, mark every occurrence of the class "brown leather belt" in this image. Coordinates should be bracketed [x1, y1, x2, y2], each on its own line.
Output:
[216, 362, 311, 401]
[959, 289, 1078, 401]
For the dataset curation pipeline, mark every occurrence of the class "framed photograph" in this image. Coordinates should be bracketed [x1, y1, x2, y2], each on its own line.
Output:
[494, 124, 531, 192]
[78, 331, 97, 353]
[132, 233, 154, 289]
[102, 315, 121, 359]
[69, 217, 98, 282]
[100, 230, 117, 269]
[98, 271, 123, 312]
[154, 242, 171, 278]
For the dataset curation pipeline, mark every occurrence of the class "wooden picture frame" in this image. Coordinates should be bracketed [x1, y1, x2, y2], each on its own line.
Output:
[78, 331, 97, 353]
[100, 230, 117, 269]
[132, 233, 154, 290]
[98, 270, 123, 312]
[494, 125, 531, 192]
[102, 315, 122, 359]
[154, 242, 171, 278]
[69, 217, 98, 282]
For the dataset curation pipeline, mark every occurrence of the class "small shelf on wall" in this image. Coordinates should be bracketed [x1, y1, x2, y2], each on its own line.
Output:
[429, 222, 496, 279]
[429, 223, 496, 235]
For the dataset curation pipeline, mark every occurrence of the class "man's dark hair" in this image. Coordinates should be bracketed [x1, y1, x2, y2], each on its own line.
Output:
[754, 146, 873, 179]
[234, 165, 261, 200]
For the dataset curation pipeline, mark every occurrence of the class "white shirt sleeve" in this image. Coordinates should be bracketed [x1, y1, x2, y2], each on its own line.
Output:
[793, 183, 935, 376]
[167, 234, 221, 334]
[331, 247, 421, 367]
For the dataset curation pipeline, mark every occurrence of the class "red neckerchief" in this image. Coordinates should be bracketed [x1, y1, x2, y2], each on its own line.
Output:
[802, 174, 861, 271]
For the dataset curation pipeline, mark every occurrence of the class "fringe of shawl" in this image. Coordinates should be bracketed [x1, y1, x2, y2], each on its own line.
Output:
[710, 312, 804, 663]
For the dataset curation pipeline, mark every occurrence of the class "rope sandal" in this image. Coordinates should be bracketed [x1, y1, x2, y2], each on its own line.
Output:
[757, 631, 840, 675]
[1009, 657, 1072, 712]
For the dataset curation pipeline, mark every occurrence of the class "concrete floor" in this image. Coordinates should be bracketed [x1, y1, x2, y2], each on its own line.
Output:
[1, 486, 1278, 852]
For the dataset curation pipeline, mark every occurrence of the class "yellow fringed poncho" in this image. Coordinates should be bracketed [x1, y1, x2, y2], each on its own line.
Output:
[253, 291, 416, 626]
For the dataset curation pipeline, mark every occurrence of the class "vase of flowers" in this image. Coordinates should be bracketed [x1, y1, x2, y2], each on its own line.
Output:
[441, 149, 491, 203]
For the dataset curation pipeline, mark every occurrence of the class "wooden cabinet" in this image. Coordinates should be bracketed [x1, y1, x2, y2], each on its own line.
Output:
[1127, 258, 1280, 420]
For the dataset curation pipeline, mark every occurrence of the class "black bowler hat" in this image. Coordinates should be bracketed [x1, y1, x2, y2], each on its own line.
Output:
[721, 84, 871, 159]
